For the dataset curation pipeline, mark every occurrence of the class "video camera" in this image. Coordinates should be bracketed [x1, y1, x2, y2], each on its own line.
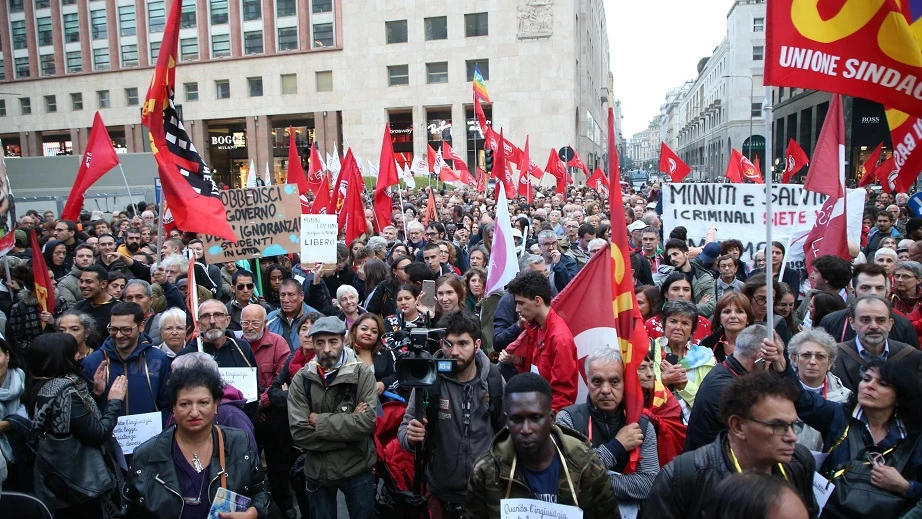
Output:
[387, 315, 453, 388]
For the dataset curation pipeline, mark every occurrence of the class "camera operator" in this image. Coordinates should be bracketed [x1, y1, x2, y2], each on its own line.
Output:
[397, 311, 506, 518]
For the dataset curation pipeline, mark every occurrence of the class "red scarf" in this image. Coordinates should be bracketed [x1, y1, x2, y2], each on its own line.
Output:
[288, 348, 314, 378]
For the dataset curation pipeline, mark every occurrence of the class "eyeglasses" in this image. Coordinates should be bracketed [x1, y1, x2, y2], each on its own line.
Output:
[798, 352, 829, 362]
[107, 324, 137, 336]
[744, 417, 804, 436]
[753, 296, 768, 305]
[198, 312, 228, 321]
[425, 231, 439, 237]
[236, 283, 255, 290]
[54, 227, 68, 233]
[894, 273, 918, 280]
[239, 320, 264, 327]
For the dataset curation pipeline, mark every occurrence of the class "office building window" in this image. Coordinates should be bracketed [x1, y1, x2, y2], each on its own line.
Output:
[150, 40, 161, 59]
[281, 73, 297, 94]
[91, 9, 107, 40]
[15, 57, 29, 78]
[44, 95, 56, 113]
[386, 20, 407, 44]
[20, 98, 31, 115]
[71, 92, 83, 110]
[242, 0, 260, 21]
[0, 66, 4, 81]
[388, 65, 409, 86]
[185, 82, 199, 101]
[97, 90, 110, 109]
[180, 2, 196, 28]
[466, 59, 489, 81]
[119, 5, 136, 36]
[8, 0, 23, 13]
[248, 77, 263, 97]
[125, 87, 139, 106]
[0, 100, 5, 116]
[425, 17, 447, 40]
[244, 31, 263, 55]
[61, 0, 76, 4]
[212, 34, 230, 58]
[277, 0, 296, 17]
[465, 13, 488, 37]
[180, 38, 198, 61]
[210, 0, 228, 24]
[316, 71, 332, 92]
[66, 51, 82, 73]
[63, 13, 80, 42]
[312, 0, 331, 13]
[40, 54, 55, 76]
[215, 80, 230, 99]
[753, 17, 764, 32]
[37, 16, 53, 46]
[121, 44, 138, 67]
[313, 23, 333, 48]
[751, 102, 763, 117]
[278, 27, 298, 51]
[148, 1, 166, 33]
[35, 0, 48, 7]
[11, 20, 27, 50]
[753, 45, 764, 60]
[93, 47, 110, 70]
[426, 62, 448, 84]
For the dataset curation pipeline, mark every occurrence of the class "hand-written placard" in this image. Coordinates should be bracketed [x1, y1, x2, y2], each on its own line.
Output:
[203, 185, 302, 263]
[114, 411, 163, 454]
[219, 367, 258, 403]
[500, 499, 583, 519]
[300, 215, 338, 264]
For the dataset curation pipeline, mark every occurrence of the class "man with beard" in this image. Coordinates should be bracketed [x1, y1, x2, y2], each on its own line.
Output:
[96, 233, 151, 281]
[288, 316, 378, 519]
[57, 243, 95, 306]
[116, 227, 143, 257]
[52, 219, 83, 270]
[398, 311, 506, 518]
[74, 264, 119, 346]
[177, 298, 257, 369]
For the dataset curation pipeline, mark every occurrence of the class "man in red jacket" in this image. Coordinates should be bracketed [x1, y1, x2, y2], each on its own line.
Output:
[498, 271, 579, 410]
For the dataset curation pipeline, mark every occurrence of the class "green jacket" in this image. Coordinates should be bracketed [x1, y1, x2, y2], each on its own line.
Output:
[465, 424, 621, 519]
[287, 347, 378, 485]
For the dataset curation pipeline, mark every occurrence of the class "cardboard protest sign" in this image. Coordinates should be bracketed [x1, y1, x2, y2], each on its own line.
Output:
[204, 185, 301, 263]
[300, 215, 338, 264]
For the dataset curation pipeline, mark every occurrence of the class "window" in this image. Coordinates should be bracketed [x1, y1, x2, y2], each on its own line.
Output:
[125, 87, 138, 106]
[119, 5, 136, 36]
[93, 47, 110, 71]
[316, 70, 332, 92]
[35, 0, 48, 7]
[210, 0, 228, 24]
[426, 62, 448, 84]
[242, 0, 261, 21]
[277, 0, 296, 17]
[19, 97, 31, 115]
[278, 27, 298, 51]
[467, 61, 489, 82]
[0, 100, 5, 116]
[11, 20, 27, 50]
[184, 82, 199, 101]
[8, 0, 23, 13]
[91, 9, 107, 40]
[753, 17, 764, 32]
[465, 13, 488, 37]
[71, 92, 83, 110]
[244, 31, 263, 55]
[37, 16, 53, 46]
[180, 2, 196, 28]
[121, 44, 138, 67]
[247, 77, 263, 97]
[148, 1, 166, 32]
[424, 17, 447, 40]
[150, 40, 161, 59]
[40, 54, 55, 76]
[388, 65, 409, 86]
[63, 13, 80, 42]
[66, 51, 82, 73]
[215, 80, 230, 99]
[281, 73, 297, 94]
[15, 57, 29, 78]
[97, 90, 110, 108]
[180, 38, 198, 61]
[212, 34, 230, 58]
[0, 66, 4, 81]
[386, 20, 407, 44]
[61, 0, 76, 5]
[44, 95, 56, 113]
[753, 45, 764, 60]
[313, 23, 333, 48]
[312, 0, 331, 13]
[751, 102, 763, 117]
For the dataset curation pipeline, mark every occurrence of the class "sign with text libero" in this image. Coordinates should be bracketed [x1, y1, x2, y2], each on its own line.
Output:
[662, 184, 864, 271]
[300, 215, 338, 264]
[204, 185, 302, 263]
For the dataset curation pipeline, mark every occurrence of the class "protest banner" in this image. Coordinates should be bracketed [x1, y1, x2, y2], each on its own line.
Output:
[662, 183, 864, 272]
[500, 499, 583, 519]
[114, 411, 163, 454]
[300, 214, 338, 264]
[203, 184, 302, 264]
[219, 367, 258, 403]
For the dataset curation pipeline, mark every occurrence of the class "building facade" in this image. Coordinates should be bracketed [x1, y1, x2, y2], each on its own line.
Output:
[1, 0, 611, 190]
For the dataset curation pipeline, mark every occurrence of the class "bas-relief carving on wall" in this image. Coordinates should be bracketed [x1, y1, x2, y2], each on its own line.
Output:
[517, 0, 554, 39]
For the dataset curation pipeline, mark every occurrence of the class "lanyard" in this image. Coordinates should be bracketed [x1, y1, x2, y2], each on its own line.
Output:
[727, 442, 789, 481]
[588, 416, 593, 444]
[103, 350, 157, 414]
[506, 436, 579, 507]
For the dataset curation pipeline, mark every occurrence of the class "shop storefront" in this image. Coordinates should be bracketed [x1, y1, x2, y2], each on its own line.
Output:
[465, 104, 491, 171]
[388, 111, 413, 169]
[271, 117, 314, 185]
[207, 121, 249, 188]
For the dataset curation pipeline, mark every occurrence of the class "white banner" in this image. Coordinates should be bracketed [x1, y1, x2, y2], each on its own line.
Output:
[300, 214, 338, 264]
[219, 367, 258, 403]
[114, 411, 163, 454]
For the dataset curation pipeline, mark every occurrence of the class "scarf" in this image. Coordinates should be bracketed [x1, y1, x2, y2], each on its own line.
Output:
[288, 348, 314, 379]
[0, 368, 26, 462]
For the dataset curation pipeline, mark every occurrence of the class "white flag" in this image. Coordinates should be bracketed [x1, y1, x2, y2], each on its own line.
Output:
[484, 188, 520, 296]
[401, 161, 416, 188]
[367, 159, 378, 179]
[329, 144, 342, 175]
[246, 159, 257, 188]
[410, 154, 429, 176]
[264, 162, 271, 186]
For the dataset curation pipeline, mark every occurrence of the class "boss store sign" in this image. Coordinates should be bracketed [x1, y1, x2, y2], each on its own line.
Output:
[211, 132, 247, 150]
[850, 97, 892, 148]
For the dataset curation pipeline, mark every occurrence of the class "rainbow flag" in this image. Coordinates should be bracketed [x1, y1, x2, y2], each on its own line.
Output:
[473, 65, 491, 104]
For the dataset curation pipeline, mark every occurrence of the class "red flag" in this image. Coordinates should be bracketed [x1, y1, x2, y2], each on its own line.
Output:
[491, 129, 515, 200]
[426, 144, 438, 174]
[338, 150, 366, 244]
[608, 107, 621, 218]
[803, 194, 851, 276]
[423, 188, 437, 226]
[545, 149, 567, 196]
[484, 127, 523, 166]
[586, 167, 610, 197]
[286, 127, 310, 196]
[658, 142, 691, 182]
[441, 141, 466, 168]
[724, 149, 744, 183]
[140, 0, 235, 241]
[473, 94, 488, 136]
[804, 93, 845, 198]
[30, 230, 55, 315]
[331, 148, 358, 216]
[62, 112, 120, 221]
[858, 143, 884, 187]
[753, 155, 762, 177]
[476, 167, 487, 193]
[517, 137, 533, 203]
[310, 174, 331, 215]
[567, 149, 590, 174]
[307, 142, 326, 196]
[782, 138, 809, 183]
[877, 156, 906, 194]
[373, 124, 400, 231]
[0, 232, 15, 258]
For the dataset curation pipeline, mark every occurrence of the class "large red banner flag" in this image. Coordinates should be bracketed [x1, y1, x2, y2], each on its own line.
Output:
[307, 142, 326, 195]
[62, 112, 120, 221]
[491, 129, 515, 200]
[725, 149, 761, 184]
[658, 142, 691, 182]
[567, 150, 590, 174]
[310, 174, 331, 215]
[858, 142, 884, 187]
[30, 229, 55, 315]
[141, 0, 235, 241]
[804, 94, 846, 198]
[877, 156, 907, 194]
[765, 1, 922, 119]
[338, 151, 366, 244]
[544, 149, 567, 196]
[586, 167, 610, 198]
[373, 124, 400, 231]
[782, 138, 810, 183]
[286, 127, 310, 197]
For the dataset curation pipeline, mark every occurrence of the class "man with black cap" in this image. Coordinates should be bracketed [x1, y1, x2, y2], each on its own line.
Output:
[691, 242, 721, 278]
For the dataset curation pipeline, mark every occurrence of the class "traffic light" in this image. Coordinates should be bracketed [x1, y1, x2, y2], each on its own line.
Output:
[484, 149, 494, 172]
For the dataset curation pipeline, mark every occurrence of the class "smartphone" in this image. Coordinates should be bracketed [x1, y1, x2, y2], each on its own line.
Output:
[665, 353, 680, 366]
[422, 279, 436, 308]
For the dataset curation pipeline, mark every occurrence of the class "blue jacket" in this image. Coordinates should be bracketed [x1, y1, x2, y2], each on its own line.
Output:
[492, 291, 523, 352]
[82, 335, 171, 417]
[550, 253, 579, 293]
[267, 301, 319, 351]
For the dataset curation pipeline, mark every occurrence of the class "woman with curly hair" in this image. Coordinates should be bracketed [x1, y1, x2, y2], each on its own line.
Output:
[463, 267, 487, 313]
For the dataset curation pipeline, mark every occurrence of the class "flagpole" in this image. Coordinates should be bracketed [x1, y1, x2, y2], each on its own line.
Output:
[778, 188, 809, 281]
[397, 188, 408, 240]
[764, 85, 774, 338]
[156, 195, 165, 267]
[117, 163, 139, 217]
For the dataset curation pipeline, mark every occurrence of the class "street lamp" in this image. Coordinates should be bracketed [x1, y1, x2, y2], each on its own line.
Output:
[722, 75, 754, 161]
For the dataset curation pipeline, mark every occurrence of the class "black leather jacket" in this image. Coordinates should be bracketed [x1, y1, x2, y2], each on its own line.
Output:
[124, 425, 271, 519]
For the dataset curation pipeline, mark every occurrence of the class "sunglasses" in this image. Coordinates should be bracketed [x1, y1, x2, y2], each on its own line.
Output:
[236, 283, 255, 290]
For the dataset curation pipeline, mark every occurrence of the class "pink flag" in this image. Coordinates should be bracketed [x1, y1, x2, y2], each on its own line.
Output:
[484, 187, 519, 296]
